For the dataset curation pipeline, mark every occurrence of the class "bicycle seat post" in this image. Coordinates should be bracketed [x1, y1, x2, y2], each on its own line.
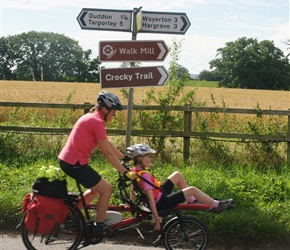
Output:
[76, 181, 91, 221]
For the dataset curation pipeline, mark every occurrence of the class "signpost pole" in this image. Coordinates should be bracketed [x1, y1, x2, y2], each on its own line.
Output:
[125, 7, 142, 148]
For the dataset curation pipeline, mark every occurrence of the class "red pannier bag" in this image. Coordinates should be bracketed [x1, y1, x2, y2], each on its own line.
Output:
[22, 193, 33, 214]
[23, 194, 68, 235]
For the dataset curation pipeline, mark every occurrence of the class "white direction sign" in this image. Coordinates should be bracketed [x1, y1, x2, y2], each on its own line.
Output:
[77, 8, 132, 32]
[139, 11, 191, 34]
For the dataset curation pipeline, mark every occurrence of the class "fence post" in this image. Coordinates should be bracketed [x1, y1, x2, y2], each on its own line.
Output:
[84, 102, 91, 114]
[287, 109, 290, 163]
[183, 107, 192, 162]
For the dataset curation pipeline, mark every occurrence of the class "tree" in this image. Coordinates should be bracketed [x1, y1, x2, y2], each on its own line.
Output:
[209, 37, 290, 90]
[198, 69, 222, 81]
[0, 36, 22, 80]
[86, 56, 102, 82]
[119, 62, 142, 68]
[176, 64, 190, 81]
[0, 31, 102, 82]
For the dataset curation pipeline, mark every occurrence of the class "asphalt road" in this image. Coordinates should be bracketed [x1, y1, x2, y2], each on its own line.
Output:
[1, 233, 163, 250]
[2, 231, 289, 250]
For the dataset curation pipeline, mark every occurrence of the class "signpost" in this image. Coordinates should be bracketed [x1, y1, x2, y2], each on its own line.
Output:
[77, 8, 132, 32]
[77, 6, 191, 147]
[139, 11, 191, 34]
[100, 66, 169, 88]
[99, 40, 169, 62]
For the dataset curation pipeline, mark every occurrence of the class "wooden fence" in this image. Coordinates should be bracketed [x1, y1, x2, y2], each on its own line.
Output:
[1, 102, 290, 162]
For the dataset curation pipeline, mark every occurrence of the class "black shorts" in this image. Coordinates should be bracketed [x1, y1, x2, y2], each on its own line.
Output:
[156, 179, 185, 210]
[58, 159, 102, 188]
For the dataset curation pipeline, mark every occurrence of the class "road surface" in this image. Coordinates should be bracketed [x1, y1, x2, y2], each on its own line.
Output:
[1, 232, 163, 250]
[2, 231, 289, 250]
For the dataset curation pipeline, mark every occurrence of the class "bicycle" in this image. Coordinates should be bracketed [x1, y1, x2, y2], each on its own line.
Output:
[20, 163, 224, 250]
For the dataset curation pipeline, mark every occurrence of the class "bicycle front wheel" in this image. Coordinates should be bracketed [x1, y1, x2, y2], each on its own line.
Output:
[21, 202, 85, 250]
[162, 216, 208, 250]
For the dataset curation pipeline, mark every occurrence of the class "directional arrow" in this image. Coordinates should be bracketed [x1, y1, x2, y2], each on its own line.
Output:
[79, 11, 87, 27]
[76, 8, 132, 32]
[99, 40, 169, 62]
[156, 67, 169, 86]
[139, 11, 191, 35]
[100, 66, 170, 88]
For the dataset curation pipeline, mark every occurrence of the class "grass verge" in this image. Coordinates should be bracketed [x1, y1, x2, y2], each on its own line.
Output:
[1, 159, 289, 244]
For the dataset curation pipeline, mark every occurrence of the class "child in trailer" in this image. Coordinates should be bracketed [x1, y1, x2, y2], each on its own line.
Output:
[126, 144, 234, 231]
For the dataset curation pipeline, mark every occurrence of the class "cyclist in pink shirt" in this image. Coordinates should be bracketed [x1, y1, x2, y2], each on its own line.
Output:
[58, 91, 134, 244]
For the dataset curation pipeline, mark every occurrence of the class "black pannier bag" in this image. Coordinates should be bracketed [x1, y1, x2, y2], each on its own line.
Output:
[32, 177, 68, 199]
[32, 165, 68, 199]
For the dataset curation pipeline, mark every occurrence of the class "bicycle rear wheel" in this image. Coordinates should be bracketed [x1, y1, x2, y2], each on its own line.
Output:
[162, 216, 208, 250]
[21, 202, 85, 250]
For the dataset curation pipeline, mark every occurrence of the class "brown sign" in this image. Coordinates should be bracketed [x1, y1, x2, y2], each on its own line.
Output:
[100, 66, 169, 88]
[99, 40, 169, 62]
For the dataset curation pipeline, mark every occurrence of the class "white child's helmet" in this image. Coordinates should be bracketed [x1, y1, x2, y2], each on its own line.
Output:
[126, 144, 156, 159]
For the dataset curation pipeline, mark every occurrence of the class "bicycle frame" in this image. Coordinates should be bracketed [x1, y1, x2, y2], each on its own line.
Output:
[20, 169, 213, 250]
[75, 196, 212, 248]
[107, 203, 212, 235]
[60, 162, 214, 250]
[75, 178, 212, 233]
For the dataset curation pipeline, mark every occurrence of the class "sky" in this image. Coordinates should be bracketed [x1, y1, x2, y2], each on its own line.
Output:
[1, 0, 289, 74]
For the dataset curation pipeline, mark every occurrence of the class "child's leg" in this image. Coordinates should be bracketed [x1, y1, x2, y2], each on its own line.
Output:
[183, 186, 219, 208]
[167, 171, 196, 202]
[167, 171, 188, 189]
[156, 191, 185, 210]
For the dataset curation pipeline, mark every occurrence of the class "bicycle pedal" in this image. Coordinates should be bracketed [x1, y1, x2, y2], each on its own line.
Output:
[81, 237, 102, 246]
[89, 238, 102, 245]
[81, 240, 91, 247]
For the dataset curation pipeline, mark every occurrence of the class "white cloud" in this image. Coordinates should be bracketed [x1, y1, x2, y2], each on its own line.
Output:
[2, 0, 204, 11]
[2, 0, 289, 74]
[180, 35, 229, 72]
[223, 13, 238, 21]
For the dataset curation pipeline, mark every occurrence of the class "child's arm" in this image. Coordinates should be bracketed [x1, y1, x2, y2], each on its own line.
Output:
[145, 189, 162, 231]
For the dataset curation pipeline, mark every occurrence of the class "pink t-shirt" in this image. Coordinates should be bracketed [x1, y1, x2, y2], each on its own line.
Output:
[134, 167, 162, 203]
[58, 110, 107, 165]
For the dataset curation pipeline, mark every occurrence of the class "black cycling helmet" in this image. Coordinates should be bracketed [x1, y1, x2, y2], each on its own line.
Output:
[97, 91, 123, 110]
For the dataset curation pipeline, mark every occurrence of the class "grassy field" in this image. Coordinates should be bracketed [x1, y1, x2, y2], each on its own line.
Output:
[185, 79, 219, 88]
[1, 80, 289, 110]
[1, 79, 288, 167]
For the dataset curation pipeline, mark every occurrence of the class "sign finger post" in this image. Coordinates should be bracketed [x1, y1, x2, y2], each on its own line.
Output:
[77, 7, 190, 146]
